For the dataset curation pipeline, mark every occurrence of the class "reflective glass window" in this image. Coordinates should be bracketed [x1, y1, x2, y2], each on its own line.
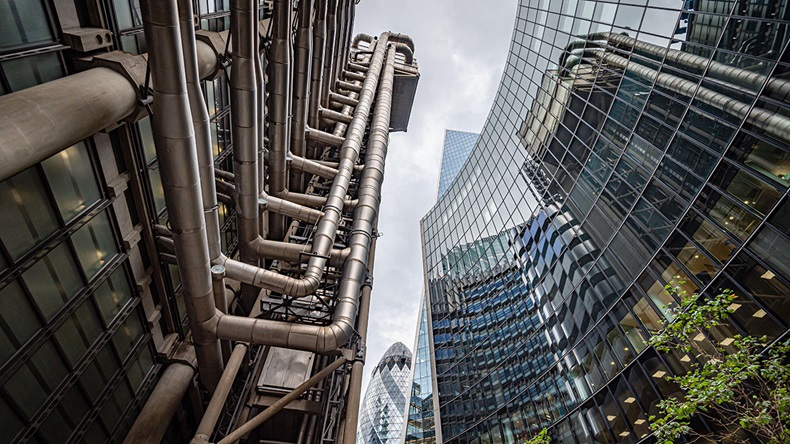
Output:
[42, 142, 100, 222]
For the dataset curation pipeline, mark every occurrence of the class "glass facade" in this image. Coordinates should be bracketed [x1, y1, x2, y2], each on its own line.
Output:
[420, 0, 790, 443]
[358, 342, 413, 444]
[403, 296, 437, 444]
[437, 130, 480, 200]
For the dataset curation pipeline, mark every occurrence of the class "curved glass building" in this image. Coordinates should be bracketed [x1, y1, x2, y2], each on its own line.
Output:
[420, 0, 790, 442]
[358, 342, 413, 443]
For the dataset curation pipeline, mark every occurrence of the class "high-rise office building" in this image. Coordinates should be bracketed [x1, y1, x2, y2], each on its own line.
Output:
[403, 127, 479, 444]
[0, 1, 417, 443]
[419, 0, 790, 442]
[436, 130, 480, 200]
[357, 342, 412, 444]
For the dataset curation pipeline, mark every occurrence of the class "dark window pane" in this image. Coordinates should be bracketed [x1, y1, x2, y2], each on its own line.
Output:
[2, 52, 64, 92]
[0, 168, 60, 260]
[94, 267, 133, 325]
[0, 0, 54, 50]
[23, 243, 83, 320]
[0, 281, 42, 365]
[42, 142, 101, 222]
[72, 212, 118, 279]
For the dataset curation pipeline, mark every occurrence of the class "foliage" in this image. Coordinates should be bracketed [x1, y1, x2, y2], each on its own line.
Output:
[648, 283, 790, 443]
[524, 428, 550, 444]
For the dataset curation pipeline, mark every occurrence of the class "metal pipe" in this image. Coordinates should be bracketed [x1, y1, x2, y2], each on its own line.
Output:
[178, 0, 222, 262]
[260, 193, 324, 224]
[290, 154, 341, 178]
[212, 34, 396, 353]
[0, 68, 137, 182]
[320, 107, 354, 125]
[250, 238, 350, 267]
[273, 190, 358, 211]
[212, 265, 232, 361]
[306, 126, 346, 146]
[320, 0, 338, 109]
[231, 0, 263, 310]
[339, 46, 396, 444]
[308, 0, 327, 131]
[123, 358, 195, 444]
[595, 51, 790, 140]
[217, 356, 348, 444]
[347, 62, 369, 72]
[191, 343, 248, 444]
[341, 218, 378, 444]
[343, 70, 365, 82]
[140, 0, 223, 392]
[601, 32, 790, 101]
[268, 0, 292, 240]
[290, 0, 314, 192]
[329, 91, 358, 107]
[335, 80, 362, 93]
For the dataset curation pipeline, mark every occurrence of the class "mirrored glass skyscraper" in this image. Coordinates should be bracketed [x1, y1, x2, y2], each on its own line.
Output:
[437, 130, 480, 199]
[420, 0, 790, 442]
[358, 342, 413, 444]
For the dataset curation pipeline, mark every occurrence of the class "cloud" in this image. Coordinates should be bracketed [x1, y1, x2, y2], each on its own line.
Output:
[352, 0, 516, 413]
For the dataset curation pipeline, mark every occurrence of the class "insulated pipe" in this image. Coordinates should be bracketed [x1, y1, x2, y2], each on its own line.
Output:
[260, 193, 324, 224]
[290, 0, 314, 193]
[139, 0, 223, 392]
[0, 68, 137, 182]
[290, 154, 341, 178]
[351, 33, 374, 48]
[212, 265, 231, 361]
[321, 0, 338, 109]
[123, 358, 196, 444]
[191, 343, 248, 444]
[213, 34, 396, 352]
[274, 190, 358, 211]
[268, 0, 291, 240]
[231, 0, 262, 280]
[339, 47, 396, 444]
[336, 80, 362, 93]
[387, 32, 415, 53]
[601, 32, 790, 101]
[320, 107, 354, 125]
[250, 239, 350, 267]
[308, 0, 327, 131]
[306, 126, 346, 146]
[178, 0, 222, 262]
[392, 43, 413, 64]
[347, 62, 368, 73]
[595, 51, 790, 140]
[216, 356, 348, 444]
[343, 70, 365, 82]
[341, 212, 379, 444]
[329, 91, 358, 107]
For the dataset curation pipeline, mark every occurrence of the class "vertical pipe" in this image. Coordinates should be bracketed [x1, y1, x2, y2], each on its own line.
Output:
[268, 0, 291, 240]
[176, 0, 222, 262]
[290, 0, 314, 193]
[212, 265, 232, 361]
[124, 360, 196, 444]
[308, 0, 327, 154]
[320, 0, 338, 111]
[140, 0, 223, 392]
[340, 44, 396, 444]
[231, 0, 263, 310]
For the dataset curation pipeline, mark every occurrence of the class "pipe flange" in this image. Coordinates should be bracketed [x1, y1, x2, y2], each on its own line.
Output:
[195, 29, 228, 80]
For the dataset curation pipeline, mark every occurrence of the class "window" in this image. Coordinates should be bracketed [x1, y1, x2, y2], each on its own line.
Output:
[0, 168, 60, 260]
[23, 243, 83, 320]
[72, 212, 118, 280]
[42, 143, 100, 222]
[0, 0, 54, 50]
[1, 52, 63, 92]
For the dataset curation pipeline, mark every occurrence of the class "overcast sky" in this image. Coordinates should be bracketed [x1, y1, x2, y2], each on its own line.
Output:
[352, 0, 517, 406]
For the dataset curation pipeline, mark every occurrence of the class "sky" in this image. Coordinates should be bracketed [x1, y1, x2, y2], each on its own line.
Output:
[352, 0, 518, 407]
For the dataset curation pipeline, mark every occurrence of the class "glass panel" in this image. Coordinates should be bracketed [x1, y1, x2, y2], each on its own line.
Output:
[23, 243, 83, 320]
[2, 52, 63, 92]
[55, 300, 102, 367]
[149, 168, 165, 213]
[112, 313, 143, 360]
[38, 408, 72, 443]
[0, 0, 54, 50]
[0, 168, 60, 260]
[94, 267, 133, 325]
[42, 142, 101, 222]
[0, 281, 42, 364]
[72, 212, 118, 279]
[138, 117, 156, 163]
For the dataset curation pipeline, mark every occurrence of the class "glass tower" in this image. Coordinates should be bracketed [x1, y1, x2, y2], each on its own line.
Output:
[358, 342, 413, 444]
[437, 130, 480, 199]
[420, 0, 790, 442]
